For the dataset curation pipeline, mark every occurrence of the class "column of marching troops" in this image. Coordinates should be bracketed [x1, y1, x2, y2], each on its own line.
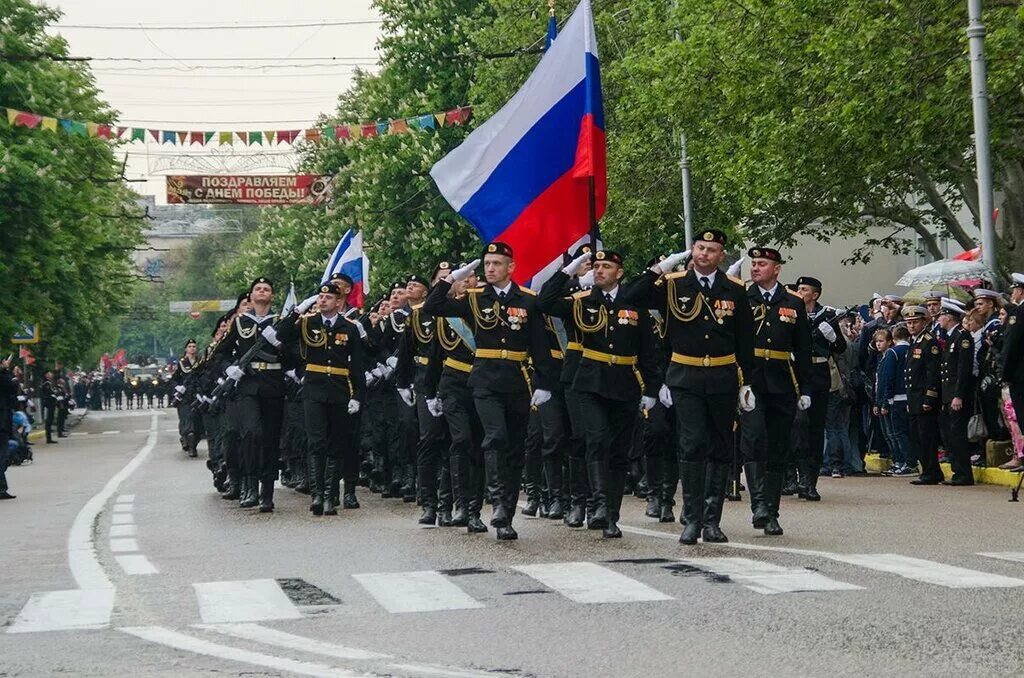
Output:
[170, 229, 1024, 543]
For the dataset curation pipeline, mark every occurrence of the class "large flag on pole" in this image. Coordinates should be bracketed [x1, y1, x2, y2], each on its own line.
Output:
[430, 0, 606, 285]
[321, 229, 369, 308]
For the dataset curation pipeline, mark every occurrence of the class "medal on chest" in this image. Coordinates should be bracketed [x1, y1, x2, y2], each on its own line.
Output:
[508, 307, 527, 330]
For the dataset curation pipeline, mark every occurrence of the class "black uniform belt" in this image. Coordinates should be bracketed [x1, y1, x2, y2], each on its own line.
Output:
[305, 363, 349, 377]
[250, 361, 282, 371]
[671, 353, 736, 367]
[754, 348, 791, 361]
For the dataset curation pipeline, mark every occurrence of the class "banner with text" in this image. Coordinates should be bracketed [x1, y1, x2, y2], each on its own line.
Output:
[166, 174, 332, 205]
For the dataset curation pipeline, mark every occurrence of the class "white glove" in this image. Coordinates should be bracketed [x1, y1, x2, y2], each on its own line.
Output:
[530, 389, 552, 407]
[658, 384, 673, 408]
[296, 294, 318, 314]
[385, 356, 398, 370]
[285, 369, 296, 380]
[818, 321, 837, 343]
[371, 364, 386, 379]
[17, 395, 26, 402]
[398, 387, 415, 407]
[798, 395, 811, 410]
[562, 252, 591, 276]
[451, 259, 481, 282]
[726, 257, 745, 278]
[426, 397, 443, 417]
[365, 370, 377, 385]
[261, 325, 281, 347]
[655, 250, 689, 274]
[209, 396, 218, 407]
[225, 365, 244, 382]
[216, 377, 225, 386]
[348, 399, 361, 415]
[578, 270, 595, 288]
[174, 385, 186, 395]
[641, 396, 657, 412]
[738, 385, 756, 412]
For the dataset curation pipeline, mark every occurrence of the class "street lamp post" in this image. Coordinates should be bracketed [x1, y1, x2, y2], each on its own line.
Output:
[680, 132, 694, 246]
[967, 0, 998, 276]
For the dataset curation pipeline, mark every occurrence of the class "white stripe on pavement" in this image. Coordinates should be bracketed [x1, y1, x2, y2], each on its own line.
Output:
[194, 579, 303, 623]
[115, 555, 159, 575]
[109, 524, 137, 537]
[677, 557, 863, 595]
[512, 562, 673, 604]
[111, 514, 134, 525]
[109, 538, 139, 553]
[830, 554, 1024, 588]
[195, 623, 389, 660]
[7, 589, 116, 633]
[120, 626, 371, 678]
[352, 571, 484, 613]
[977, 552, 1024, 564]
[102, 430, 121, 435]
[115, 494, 135, 503]
[70, 432, 88, 437]
[112, 505, 133, 514]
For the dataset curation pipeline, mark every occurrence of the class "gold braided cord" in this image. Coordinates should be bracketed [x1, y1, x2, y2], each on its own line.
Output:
[666, 277, 705, 322]
[436, 317, 463, 352]
[469, 293, 501, 330]
[652, 313, 666, 339]
[410, 308, 434, 344]
[572, 297, 608, 334]
[235, 316, 257, 339]
[300, 315, 327, 348]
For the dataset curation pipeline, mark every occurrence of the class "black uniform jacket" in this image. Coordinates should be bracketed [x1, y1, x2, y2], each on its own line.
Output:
[941, 325, 974, 405]
[213, 312, 285, 398]
[747, 284, 812, 396]
[905, 330, 941, 415]
[277, 312, 365, 404]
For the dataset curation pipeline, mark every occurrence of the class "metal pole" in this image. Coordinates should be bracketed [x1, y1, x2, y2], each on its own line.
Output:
[967, 0, 998, 276]
[680, 132, 694, 246]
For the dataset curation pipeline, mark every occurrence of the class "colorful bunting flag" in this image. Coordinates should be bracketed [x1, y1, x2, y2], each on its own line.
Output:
[204, 131, 215, 144]
[42, 117, 58, 132]
[361, 123, 378, 138]
[305, 128, 321, 143]
[162, 130, 175, 144]
[250, 131, 262, 146]
[116, 126, 128, 138]
[189, 131, 204, 145]
[132, 128, 146, 142]
[219, 131, 232, 145]
[236, 131, 248, 144]
[149, 129, 160, 142]
[86, 121, 99, 137]
[390, 119, 409, 134]
[264, 131, 275, 144]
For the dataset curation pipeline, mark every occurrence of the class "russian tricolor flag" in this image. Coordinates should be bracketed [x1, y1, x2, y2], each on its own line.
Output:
[431, 0, 606, 284]
[322, 229, 369, 309]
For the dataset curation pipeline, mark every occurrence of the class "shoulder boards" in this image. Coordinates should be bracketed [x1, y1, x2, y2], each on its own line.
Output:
[465, 286, 484, 294]
[786, 288, 802, 298]
[665, 270, 688, 280]
[572, 290, 591, 300]
[923, 333, 933, 341]
[519, 287, 537, 296]
[410, 302, 424, 310]
[727, 275, 744, 286]
[301, 310, 318, 318]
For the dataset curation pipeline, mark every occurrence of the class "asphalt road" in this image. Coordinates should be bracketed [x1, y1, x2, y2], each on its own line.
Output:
[3, 409, 1024, 677]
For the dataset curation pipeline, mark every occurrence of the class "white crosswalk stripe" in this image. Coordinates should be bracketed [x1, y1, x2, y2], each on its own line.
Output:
[512, 561, 673, 604]
[352, 571, 485, 613]
[977, 552, 1024, 564]
[7, 589, 115, 633]
[194, 579, 303, 623]
[115, 554, 159, 575]
[830, 553, 1024, 588]
[676, 557, 863, 594]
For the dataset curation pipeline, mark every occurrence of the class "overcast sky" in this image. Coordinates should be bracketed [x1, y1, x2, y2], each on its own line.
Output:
[46, 0, 382, 201]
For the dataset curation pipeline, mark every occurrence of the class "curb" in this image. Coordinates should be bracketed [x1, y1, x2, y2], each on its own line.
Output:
[864, 453, 1024, 489]
[24, 409, 88, 444]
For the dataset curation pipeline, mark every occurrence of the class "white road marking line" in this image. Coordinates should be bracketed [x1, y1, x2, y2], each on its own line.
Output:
[677, 557, 863, 595]
[115, 494, 135, 503]
[195, 623, 389, 660]
[68, 412, 158, 591]
[102, 430, 121, 435]
[352, 571, 484, 613]
[109, 538, 139, 553]
[120, 626, 372, 678]
[70, 432, 88, 437]
[194, 579, 303, 623]
[109, 524, 137, 537]
[387, 663, 520, 678]
[134, 428, 150, 432]
[163, 428, 178, 433]
[512, 562, 673, 604]
[7, 589, 116, 633]
[115, 555, 158, 575]
[111, 514, 134, 525]
[830, 554, 1024, 588]
[977, 552, 1024, 564]
[112, 504, 133, 514]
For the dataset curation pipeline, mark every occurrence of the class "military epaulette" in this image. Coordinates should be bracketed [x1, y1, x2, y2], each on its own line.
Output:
[465, 286, 485, 294]
[786, 287, 802, 299]
[572, 289, 591, 300]
[727, 275, 744, 286]
[519, 286, 537, 296]
[410, 302, 425, 310]
[923, 332, 933, 341]
[301, 310, 318, 318]
[655, 270, 687, 287]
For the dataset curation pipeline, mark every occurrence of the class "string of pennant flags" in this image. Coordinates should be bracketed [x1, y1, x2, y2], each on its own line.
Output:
[3, 105, 473, 146]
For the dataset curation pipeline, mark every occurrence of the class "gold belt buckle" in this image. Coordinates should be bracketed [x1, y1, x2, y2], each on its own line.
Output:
[702, 356, 711, 367]
[499, 349, 508, 359]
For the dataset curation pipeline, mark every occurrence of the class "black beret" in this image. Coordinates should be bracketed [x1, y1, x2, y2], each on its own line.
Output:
[796, 276, 823, 291]
[594, 250, 623, 266]
[748, 247, 783, 264]
[406, 275, 431, 288]
[484, 241, 514, 258]
[695, 229, 727, 247]
[249, 276, 273, 292]
[389, 281, 406, 293]
[431, 261, 452, 280]
[329, 272, 354, 287]
[184, 338, 196, 346]
[319, 282, 341, 296]
[571, 244, 595, 259]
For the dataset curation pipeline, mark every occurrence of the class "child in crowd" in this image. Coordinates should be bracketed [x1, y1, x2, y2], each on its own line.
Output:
[876, 326, 917, 476]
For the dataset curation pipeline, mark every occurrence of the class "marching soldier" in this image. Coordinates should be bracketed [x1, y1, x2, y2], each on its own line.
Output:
[902, 305, 944, 485]
[172, 339, 201, 458]
[540, 249, 661, 538]
[937, 299, 974, 485]
[274, 282, 366, 515]
[423, 242, 558, 541]
[622, 229, 756, 545]
[740, 248, 812, 536]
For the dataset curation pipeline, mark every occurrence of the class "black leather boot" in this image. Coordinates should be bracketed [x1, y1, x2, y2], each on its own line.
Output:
[603, 466, 625, 539]
[496, 526, 518, 540]
[659, 499, 675, 523]
[343, 483, 360, 509]
[586, 460, 608, 530]
[323, 457, 338, 515]
[419, 505, 437, 525]
[221, 468, 240, 500]
[701, 462, 730, 543]
[763, 469, 785, 535]
[186, 432, 198, 458]
[490, 502, 510, 528]
[401, 463, 416, 502]
[258, 477, 275, 513]
[744, 462, 770, 529]
[239, 476, 258, 508]
[802, 465, 821, 501]
[781, 466, 800, 496]
[678, 461, 705, 544]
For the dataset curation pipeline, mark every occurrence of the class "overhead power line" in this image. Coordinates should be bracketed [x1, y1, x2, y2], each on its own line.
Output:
[53, 19, 383, 31]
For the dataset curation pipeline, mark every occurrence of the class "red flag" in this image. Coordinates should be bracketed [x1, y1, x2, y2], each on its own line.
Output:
[361, 123, 378, 138]
[116, 126, 129, 138]
[189, 131, 205, 145]
[14, 112, 43, 128]
[336, 125, 350, 141]
[149, 129, 160, 142]
[97, 124, 112, 139]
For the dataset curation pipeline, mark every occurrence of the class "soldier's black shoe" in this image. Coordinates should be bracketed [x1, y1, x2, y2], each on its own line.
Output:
[490, 504, 510, 528]
[701, 525, 729, 543]
[323, 497, 338, 515]
[467, 514, 488, 533]
[522, 497, 540, 517]
[343, 493, 359, 509]
[221, 484, 239, 500]
[752, 509, 771, 530]
[546, 498, 564, 520]
[587, 508, 608, 531]
[539, 502, 549, 519]
[659, 503, 675, 523]
[764, 518, 784, 536]
[295, 481, 311, 495]
[781, 478, 799, 496]
[679, 523, 701, 545]
[450, 508, 469, 527]
[437, 509, 453, 527]
[803, 487, 821, 501]
[602, 521, 622, 539]
[565, 504, 585, 528]
[239, 494, 258, 509]
[419, 507, 437, 525]
[310, 496, 324, 515]
[645, 496, 660, 518]
[258, 503, 273, 513]
[496, 526, 518, 541]
[402, 491, 417, 503]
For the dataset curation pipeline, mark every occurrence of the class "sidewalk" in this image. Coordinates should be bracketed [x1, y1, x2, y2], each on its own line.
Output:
[864, 453, 1024, 490]
[25, 407, 88, 443]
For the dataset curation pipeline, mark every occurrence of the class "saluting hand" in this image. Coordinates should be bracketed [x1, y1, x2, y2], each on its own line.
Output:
[450, 259, 481, 283]
[562, 252, 591, 276]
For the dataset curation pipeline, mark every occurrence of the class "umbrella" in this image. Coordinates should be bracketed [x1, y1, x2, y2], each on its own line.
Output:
[896, 259, 995, 287]
[900, 283, 973, 305]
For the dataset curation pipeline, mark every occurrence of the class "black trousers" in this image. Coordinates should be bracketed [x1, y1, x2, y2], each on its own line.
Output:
[415, 393, 449, 508]
[563, 384, 591, 503]
[44, 405, 56, 440]
[741, 389, 797, 473]
[177, 402, 195, 440]
[304, 398, 355, 498]
[474, 388, 530, 518]
[441, 371, 484, 513]
[670, 387, 737, 464]
[643, 402, 678, 504]
[942, 398, 973, 482]
[578, 391, 638, 520]
[795, 389, 828, 471]
[910, 409, 941, 482]
[203, 410, 224, 464]
[237, 393, 284, 481]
